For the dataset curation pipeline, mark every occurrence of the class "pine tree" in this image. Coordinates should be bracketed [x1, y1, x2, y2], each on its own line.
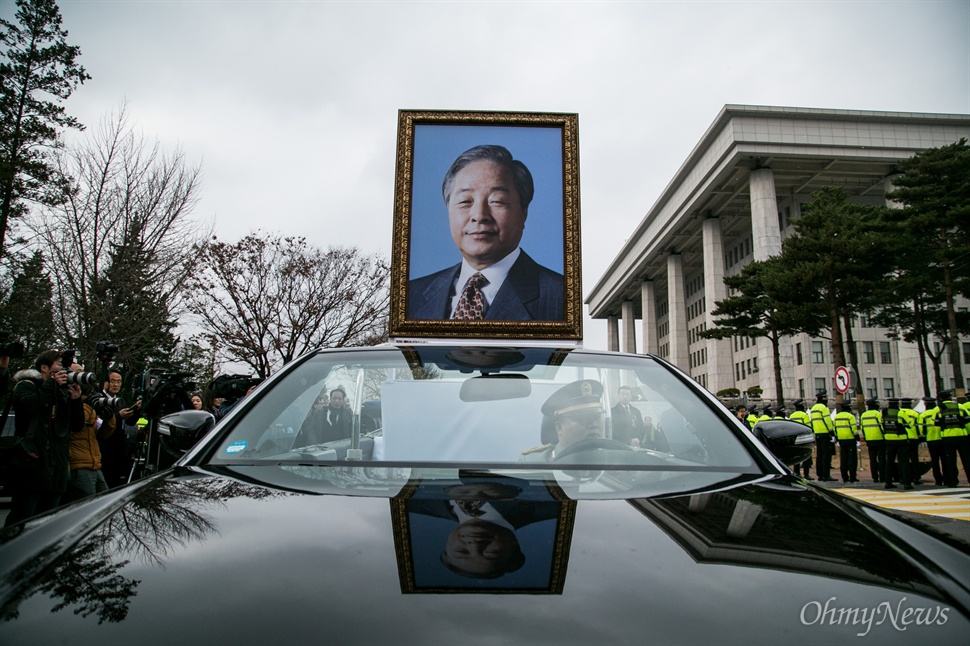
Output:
[885, 139, 970, 396]
[0, 0, 90, 254]
[0, 250, 56, 364]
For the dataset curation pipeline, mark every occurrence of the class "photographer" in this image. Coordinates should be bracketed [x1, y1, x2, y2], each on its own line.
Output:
[5, 350, 83, 526]
[67, 379, 117, 501]
[99, 370, 140, 488]
[0, 354, 9, 396]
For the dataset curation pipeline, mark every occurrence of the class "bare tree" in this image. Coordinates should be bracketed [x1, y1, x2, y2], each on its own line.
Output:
[186, 232, 389, 378]
[27, 104, 207, 364]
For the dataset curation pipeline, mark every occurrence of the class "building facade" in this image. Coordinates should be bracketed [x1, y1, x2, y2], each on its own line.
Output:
[587, 105, 970, 403]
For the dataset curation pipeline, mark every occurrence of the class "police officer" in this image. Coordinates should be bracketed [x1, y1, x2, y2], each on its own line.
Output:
[936, 390, 970, 487]
[521, 380, 607, 462]
[809, 391, 836, 481]
[756, 406, 773, 425]
[899, 398, 922, 485]
[920, 397, 943, 486]
[746, 407, 760, 430]
[882, 397, 911, 490]
[833, 401, 859, 483]
[859, 398, 884, 483]
[787, 399, 812, 479]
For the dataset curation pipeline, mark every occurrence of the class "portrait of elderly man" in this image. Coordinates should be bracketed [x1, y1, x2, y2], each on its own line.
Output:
[407, 144, 564, 321]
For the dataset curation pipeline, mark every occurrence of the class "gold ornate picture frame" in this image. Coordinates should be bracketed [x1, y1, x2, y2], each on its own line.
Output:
[390, 475, 576, 594]
[389, 110, 582, 341]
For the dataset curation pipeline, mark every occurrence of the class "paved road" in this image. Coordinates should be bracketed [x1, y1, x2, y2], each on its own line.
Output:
[830, 486, 970, 521]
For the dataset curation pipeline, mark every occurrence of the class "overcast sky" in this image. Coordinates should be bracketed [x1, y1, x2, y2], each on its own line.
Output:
[6, 0, 968, 350]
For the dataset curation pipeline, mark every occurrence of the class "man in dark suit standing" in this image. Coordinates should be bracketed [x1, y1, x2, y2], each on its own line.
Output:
[319, 386, 352, 443]
[610, 385, 645, 446]
[291, 386, 352, 447]
[407, 145, 564, 321]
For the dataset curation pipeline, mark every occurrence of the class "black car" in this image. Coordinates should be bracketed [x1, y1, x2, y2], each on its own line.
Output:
[1, 345, 967, 644]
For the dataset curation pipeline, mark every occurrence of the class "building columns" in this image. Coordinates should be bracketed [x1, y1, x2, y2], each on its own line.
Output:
[621, 301, 636, 354]
[667, 254, 688, 369]
[749, 167, 793, 403]
[607, 316, 619, 352]
[750, 168, 782, 260]
[641, 280, 658, 355]
[702, 218, 733, 393]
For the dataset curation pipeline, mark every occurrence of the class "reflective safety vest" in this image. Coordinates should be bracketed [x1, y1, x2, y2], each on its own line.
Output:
[920, 408, 941, 442]
[833, 411, 858, 441]
[938, 401, 970, 439]
[899, 407, 919, 440]
[788, 410, 810, 427]
[810, 403, 834, 435]
[882, 408, 908, 440]
[859, 410, 883, 441]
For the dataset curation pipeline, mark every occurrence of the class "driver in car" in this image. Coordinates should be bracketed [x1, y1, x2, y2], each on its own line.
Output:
[521, 379, 608, 462]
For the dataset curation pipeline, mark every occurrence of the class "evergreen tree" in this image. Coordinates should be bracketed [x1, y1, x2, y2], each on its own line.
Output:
[0, 0, 90, 255]
[779, 187, 894, 399]
[0, 250, 56, 368]
[700, 257, 822, 405]
[884, 139, 970, 396]
[87, 229, 179, 391]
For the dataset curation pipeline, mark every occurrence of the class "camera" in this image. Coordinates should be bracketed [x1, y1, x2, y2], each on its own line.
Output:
[89, 393, 122, 409]
[65, 370, 100, 386]
[136, 369, 195, 418]
[87, 392, 121, 418]
[96, 340, 120, 363]
[60, 348, 78, 366]
[209, 374, 262, 400]
[0, 331, 25, 358]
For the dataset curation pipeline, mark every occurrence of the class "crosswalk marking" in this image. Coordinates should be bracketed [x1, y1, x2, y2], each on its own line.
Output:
[833, 488, 970, 521]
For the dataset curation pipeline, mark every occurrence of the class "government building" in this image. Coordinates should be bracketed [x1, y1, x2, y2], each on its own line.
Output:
[586, 105, 970, 404]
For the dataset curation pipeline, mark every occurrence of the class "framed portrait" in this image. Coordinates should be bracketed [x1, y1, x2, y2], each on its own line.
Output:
[390, 475, 576, 594]
[389, 110, 582, 341]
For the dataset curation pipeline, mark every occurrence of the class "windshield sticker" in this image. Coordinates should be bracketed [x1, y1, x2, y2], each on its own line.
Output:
[225, 441, 248, 455]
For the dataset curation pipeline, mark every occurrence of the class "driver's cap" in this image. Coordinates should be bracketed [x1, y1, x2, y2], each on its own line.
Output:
[542, 380, 605, 418]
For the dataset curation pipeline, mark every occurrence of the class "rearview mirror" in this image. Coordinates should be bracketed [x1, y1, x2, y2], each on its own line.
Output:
[459, 374, 531, 402]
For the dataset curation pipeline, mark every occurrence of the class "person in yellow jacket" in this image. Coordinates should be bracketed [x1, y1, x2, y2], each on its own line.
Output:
[899, 398, 923, 485]
[859, 398, 884, 483]
[920, 397, 943, 486]
[936, 390, 969, 488]
[787, 400, 812, 479]
[833, 401, 859, 483]
[757, 406, 773, 425]
[882, 398, 912, 490]
[810, 391, 836, 481]
[67, 384, 118, 501]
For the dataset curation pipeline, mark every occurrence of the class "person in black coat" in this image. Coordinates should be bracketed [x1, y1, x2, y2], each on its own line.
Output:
[610, 385, 645, 446]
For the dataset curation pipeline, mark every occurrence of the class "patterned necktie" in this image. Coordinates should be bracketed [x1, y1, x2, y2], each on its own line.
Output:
[452, 272, 488, 320]
[455, 499, 485, 517]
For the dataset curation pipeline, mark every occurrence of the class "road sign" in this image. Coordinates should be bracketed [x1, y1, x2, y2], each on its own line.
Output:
[834, 366, 850, 394]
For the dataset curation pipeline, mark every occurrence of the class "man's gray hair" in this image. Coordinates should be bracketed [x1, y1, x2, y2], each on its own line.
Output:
[441, 145, 534, 212]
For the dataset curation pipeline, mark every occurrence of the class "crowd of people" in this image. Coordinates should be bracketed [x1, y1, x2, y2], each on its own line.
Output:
[0, 348, 238, 527]
[734, 390, 970, 488]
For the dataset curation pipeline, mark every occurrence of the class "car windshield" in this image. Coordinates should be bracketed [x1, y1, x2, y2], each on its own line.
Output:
[203, 346, 760, 472]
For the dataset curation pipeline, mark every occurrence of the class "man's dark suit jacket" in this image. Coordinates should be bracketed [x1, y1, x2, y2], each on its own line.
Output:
[407, 251, 564, 321]
[408, 498, 561, 530]
[291, 406, 352, 448]
[611, 402, 645, 445]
